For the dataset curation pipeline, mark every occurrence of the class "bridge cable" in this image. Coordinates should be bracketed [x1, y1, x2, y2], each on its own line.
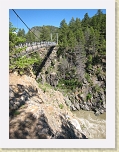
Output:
[12, 9, 40, 41]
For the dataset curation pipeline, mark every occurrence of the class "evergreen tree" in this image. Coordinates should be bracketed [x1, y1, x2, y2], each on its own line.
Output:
[40, 26, 50, 41]
[81, 13, 90, 30]
[26, 30, 35, 42]
[67, 30, 76, 49]
[59, 19, 69, 48]
[84, 26, 91, 50]
[69, 17, 76, 32]
[75, 18, 81, 29]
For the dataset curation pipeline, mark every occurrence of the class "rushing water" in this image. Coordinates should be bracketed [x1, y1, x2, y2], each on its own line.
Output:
[72, 110, 106, 139]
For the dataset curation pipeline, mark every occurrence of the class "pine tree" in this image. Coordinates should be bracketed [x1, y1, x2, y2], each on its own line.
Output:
[40, 26, 50, 41]
[59, 19, 69, 48]
[69, 17, 76, 32]
[26, 30, 35, 42]
[67, 30, 76, 49]
[81, 13, 90, 30]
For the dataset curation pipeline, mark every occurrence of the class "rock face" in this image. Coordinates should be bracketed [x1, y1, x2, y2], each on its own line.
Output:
[34, 45, 106, 117]
[9, 73, 88, 139]
[9, 84, 39, 113]
[66, 77, 106, 116]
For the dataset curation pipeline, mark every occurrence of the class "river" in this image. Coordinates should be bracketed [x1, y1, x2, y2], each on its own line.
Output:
[73, 110, 106, 139]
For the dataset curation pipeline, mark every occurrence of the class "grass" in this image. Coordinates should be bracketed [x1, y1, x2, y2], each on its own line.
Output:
[38, 82, 53, 93]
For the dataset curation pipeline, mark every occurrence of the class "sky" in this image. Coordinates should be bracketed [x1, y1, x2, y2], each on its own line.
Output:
[9, 9, 106, 33]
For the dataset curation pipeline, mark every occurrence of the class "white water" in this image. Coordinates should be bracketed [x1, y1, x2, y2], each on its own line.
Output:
[73, 110, 106, 139]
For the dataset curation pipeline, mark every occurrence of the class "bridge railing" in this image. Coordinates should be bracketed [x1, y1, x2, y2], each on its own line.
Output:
[13, 41, 57, 58]
[15, 41, 56, 48]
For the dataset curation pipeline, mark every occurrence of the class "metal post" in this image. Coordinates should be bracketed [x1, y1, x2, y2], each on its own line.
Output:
[51, 33, 52, 41]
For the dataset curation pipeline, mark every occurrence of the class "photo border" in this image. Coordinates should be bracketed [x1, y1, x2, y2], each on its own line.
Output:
[0, 0, 117, 150]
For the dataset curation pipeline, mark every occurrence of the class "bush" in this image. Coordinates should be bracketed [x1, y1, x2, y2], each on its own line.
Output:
[87, 55, 92, 63]
[85, 73, 91, 83]
[59, 104, 64, 109]
[86, 93, 92, 101]
[13, 110, 20, 116]
[93, 84, 100, 93]
[96, 67, 101, 75]
[87, 64, 92, 71]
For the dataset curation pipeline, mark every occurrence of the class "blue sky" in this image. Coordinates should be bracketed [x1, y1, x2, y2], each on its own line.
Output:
[9, 9, 106, 33]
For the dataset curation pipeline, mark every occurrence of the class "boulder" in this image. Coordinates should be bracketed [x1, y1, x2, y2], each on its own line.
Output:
[9, 100, 14, 106]
[19, 99, 25, 106]
[70, 119, 82, 132]
[13, 104, 18, 110]
[9, 90, 14, 99]
[99, 108, 104, 114]
[70, 104, 77, 111]
[20, 95, 27, 101]
[64, 97, 71, 107]
[74, 102, 80, 110]
[49, 72, 58, 88]
[95, 110, 100, 116]
[79, 104, 85, 110]
[102, 101, 106, 109]
[83, 104, 90, 111]
[15, 101, 20, 107]
[83, 79, 87, 84]
[69, 95, 75, 103]
[80, 94, 85, 102]
[80, 103, 90, 111]
[87, 101, 92, 107]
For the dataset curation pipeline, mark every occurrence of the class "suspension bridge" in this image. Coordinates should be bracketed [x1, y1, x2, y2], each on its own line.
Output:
[10, 9, 58, 58]
[11, 41, 57, 58]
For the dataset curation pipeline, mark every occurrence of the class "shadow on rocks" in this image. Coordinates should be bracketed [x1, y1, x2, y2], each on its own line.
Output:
[9, 111, 54, 139]
[53, 115, 88, 139]
[9, 84, 38, 116]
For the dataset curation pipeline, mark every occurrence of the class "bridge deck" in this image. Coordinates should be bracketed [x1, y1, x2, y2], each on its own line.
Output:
[11, 42, 57, 58]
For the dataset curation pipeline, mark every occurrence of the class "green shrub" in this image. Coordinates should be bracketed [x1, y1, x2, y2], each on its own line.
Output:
[87, 64, 92, 71]
[43, 87, 46, 93]
[87, 55, 92, 63]
[85, 73, 91, 83]
[86, 93, 92, 101]
[13, 110, 20, 116]
[93, 84, 100, 93]
[78, 82, 83, 88]
[99, 100, 103, 103]
[59, 104, 64, 109]
[96, 67, 101, 75]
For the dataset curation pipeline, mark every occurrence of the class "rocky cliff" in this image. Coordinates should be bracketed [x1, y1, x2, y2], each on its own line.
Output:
[9, 45, 106, 139]
[33, 46, 106, 116]
[9, 72, 88, 139]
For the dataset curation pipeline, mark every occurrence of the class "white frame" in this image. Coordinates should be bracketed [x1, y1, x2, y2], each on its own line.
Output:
[0, 0, 115, 148]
